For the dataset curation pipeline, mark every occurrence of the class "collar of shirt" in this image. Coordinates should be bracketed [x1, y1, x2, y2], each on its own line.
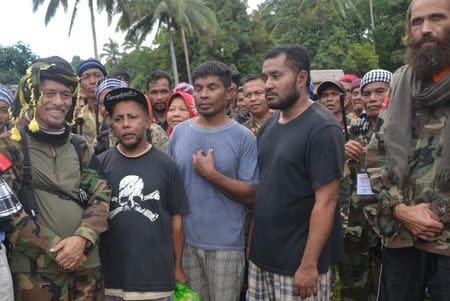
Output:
[432, 66, 450, 83]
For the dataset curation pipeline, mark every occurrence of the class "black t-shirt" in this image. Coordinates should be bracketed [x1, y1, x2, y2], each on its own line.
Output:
[97, 147, 189, 292]
[249, 103, 345, 276]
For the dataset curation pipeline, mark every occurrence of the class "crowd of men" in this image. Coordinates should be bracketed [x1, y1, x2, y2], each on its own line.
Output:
[0, 0, 449, 300]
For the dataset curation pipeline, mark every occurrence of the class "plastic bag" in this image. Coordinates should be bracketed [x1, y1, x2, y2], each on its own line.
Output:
[172, 282, 201, 301]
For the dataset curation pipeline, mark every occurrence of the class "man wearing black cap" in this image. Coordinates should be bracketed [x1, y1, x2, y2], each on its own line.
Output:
[77, 59, 107, 150]
[97, 87, 189, 301]
[317, 81, 349, 132]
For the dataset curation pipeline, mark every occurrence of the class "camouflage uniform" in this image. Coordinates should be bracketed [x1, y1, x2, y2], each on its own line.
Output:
[77, 104, 98, 152]
[365, 106, 450, 255]
[0, 129, 110, 301]
[363, 65, 450, 299]
[243, 118, 260, 136]
[13, 268, 104, 301]
[338, 120, 382, 301]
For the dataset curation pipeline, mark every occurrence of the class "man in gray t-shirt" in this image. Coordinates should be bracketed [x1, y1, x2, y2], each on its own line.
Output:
[169, 61, 258, 301]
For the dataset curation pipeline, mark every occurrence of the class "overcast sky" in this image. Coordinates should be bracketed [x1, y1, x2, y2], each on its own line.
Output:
[1, 0, 264, 62]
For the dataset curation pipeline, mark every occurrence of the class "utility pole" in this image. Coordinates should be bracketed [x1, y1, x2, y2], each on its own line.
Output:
[369, 0, 375, 29]
[369, 0, 376, 49]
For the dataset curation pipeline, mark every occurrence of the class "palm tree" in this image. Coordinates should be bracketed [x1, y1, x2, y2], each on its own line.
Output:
[300, 0, 355, 17]
[32, 0, 130, 60]
[100, 38, 122, 67]
[121, 0, 218, 84]
[32, 0, 100, 59]
[122, 33, 142, 53]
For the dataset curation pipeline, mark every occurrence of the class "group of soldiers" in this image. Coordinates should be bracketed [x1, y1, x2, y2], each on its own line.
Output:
[0, 0, 449, 300]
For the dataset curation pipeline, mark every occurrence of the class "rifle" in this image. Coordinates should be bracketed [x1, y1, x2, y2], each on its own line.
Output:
[339, 93, 349, 142]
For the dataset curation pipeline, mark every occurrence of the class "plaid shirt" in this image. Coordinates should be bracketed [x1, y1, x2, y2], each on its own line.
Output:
[0, 176, 22, 243]
[0, 176, 21, 219]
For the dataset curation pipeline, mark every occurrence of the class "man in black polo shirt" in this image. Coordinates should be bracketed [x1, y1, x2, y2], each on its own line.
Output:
[248, 44, 344, 300]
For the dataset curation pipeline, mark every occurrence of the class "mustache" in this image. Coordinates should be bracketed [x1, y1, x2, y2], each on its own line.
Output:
[43, 105, 66, 113]
[406, 33, 442, 48]
[265, 90, 277, 97]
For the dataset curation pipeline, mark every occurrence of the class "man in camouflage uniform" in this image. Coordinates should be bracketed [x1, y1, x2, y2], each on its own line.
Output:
[317, 81, 351, 134]
[242, 73, 272, 136]
[76, 59, 107, 151]
[0, 56, 110, 301]
[340, 69, 392, 301]
[365, 0, 450, 299]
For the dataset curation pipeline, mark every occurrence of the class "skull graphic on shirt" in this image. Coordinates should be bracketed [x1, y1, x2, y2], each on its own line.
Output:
[109, 175, 160, 221]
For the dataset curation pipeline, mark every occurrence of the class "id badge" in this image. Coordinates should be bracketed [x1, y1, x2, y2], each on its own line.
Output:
[356, 173, 374, 195]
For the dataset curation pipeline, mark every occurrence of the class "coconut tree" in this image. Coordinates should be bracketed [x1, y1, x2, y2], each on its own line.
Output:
[121, 0, 218, 84]
[31, 0, 130, 60]
[32, 0, 99, 59]
[101, 38, 122, 68]
[122, 33, 142, 53]
[300, 0, 355, 17]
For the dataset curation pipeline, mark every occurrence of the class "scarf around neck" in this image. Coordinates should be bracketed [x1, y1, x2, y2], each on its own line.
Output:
[384, 65, 450, 191]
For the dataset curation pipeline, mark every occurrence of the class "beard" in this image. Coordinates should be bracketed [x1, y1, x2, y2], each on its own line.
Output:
[268, 82, 299, 111]
[405, 27, 450, 80]
[152, 102, 167, 113]
[118, 132, 146, 152]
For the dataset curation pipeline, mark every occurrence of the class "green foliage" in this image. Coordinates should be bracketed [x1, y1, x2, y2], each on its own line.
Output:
[371, 0, 411, 72]
[342, 42, 379, 76]
[104, 0, 410, 88]
[112, 46, 164, 91]
[119, 0, 219, 83]
[71, 55, 83, 72]
[0, 43, 38, 85]
[100, 38, 123, 71]
[185, 0, 273, 79]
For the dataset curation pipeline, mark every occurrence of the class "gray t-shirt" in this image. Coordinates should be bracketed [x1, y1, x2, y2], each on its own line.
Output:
[169, 118, 258, 250]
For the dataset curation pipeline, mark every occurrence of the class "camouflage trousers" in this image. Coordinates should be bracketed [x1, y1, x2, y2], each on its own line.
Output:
[13, 267, 104, 301]
[337, 237, 381, 301]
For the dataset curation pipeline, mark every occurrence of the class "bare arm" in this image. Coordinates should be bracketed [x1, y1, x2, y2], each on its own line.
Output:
[172, 214, 187, 284]
[192, 149, 255, 206]
[294, 179, 340, 298]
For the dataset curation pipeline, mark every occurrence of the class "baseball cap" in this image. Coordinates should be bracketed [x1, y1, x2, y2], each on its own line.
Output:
[317, 81, 345, 98]
[104, 87, 148, 114]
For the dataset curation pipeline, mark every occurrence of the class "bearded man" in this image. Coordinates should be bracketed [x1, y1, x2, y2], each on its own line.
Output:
[365, 0, 450, 300]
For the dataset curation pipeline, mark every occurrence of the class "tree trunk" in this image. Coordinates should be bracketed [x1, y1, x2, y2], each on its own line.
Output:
[369, 0, 376, 49]
[180, 28, 192, 84]
[89, 0, 99, 59]
[167, 18, 179, 85]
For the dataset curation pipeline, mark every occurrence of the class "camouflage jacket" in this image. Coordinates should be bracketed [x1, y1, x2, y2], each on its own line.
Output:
[243, 118, 260, 136]
[77, 104, 98, 151]
[344, 122, 381, 246]
[365, 104, 450, 255]
[0, 129, 111, 271]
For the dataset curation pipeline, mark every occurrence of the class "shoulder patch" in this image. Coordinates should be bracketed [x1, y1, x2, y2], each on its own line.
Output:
[0, 152, 12, 172]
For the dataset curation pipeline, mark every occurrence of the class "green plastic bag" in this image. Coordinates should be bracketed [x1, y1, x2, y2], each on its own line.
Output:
[173, 282, 201, 301]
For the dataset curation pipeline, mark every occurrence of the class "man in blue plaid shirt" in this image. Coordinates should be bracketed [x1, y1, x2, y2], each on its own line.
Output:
[0, 176, 22, 301]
